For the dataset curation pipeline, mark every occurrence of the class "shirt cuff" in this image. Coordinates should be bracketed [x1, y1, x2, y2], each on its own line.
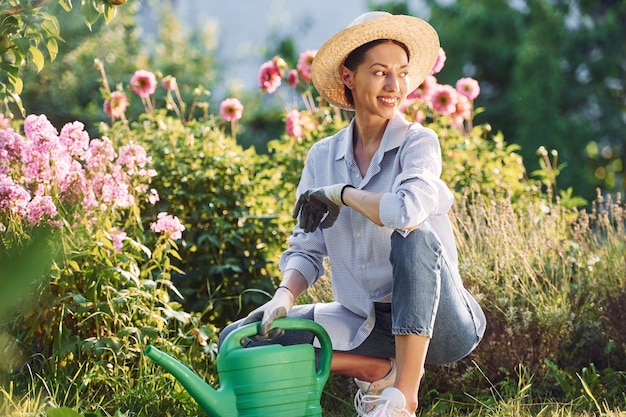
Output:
[282, 257, 321, 287]
[379, 192, 410, 237]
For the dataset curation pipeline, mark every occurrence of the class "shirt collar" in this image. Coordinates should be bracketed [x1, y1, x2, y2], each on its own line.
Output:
[335, 112, 411, 162]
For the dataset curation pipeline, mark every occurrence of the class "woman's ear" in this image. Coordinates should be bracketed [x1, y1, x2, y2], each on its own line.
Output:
[341, 66, 353, 88]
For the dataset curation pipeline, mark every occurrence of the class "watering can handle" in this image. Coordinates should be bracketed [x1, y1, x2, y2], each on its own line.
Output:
[221, 318, 332, 381]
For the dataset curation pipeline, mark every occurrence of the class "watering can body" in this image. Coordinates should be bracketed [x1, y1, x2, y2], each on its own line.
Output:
[145, 318, 332, 417]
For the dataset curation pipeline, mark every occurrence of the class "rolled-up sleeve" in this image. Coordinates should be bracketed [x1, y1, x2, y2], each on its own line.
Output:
[379, 127, 454, 233]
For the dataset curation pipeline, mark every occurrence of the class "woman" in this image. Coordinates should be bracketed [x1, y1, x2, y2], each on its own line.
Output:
[219, 11, 486, 416]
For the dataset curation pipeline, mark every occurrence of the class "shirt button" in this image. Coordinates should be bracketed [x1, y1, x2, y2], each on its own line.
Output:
[356, 174, 361, 178]
[361, 264, 367, 270]
[356, 232, 362, 238]
[365, 323, 372, 329]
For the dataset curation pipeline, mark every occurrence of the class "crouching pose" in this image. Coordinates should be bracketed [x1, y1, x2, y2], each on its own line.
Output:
[219, 11, 486, 416]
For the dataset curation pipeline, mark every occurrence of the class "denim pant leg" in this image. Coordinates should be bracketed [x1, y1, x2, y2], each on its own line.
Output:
[390, 224, 486, 365]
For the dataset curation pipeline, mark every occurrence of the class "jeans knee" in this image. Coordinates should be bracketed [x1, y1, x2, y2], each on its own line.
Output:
[390, 225, 442, 269]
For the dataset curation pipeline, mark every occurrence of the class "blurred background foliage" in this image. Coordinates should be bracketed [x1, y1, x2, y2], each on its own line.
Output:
[1, 0, 625, 415]
[7, 0, 625, 201]
[421, 0, 625, 200]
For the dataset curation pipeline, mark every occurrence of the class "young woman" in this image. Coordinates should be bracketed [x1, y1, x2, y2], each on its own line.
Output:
[219, 11, 486, 416]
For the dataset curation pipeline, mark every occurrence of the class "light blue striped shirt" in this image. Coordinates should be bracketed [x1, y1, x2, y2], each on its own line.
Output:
[279, 113, 457, 350]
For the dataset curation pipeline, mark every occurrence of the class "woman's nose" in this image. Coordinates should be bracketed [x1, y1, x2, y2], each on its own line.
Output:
[385, 74, 400, 91]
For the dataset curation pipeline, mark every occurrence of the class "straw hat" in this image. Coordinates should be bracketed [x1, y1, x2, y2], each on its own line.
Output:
[311, 11, 440, 110]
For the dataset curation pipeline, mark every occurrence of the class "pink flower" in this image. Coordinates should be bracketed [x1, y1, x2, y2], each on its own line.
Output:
[456, 77, 480, 100]
[219, 98, 244, 122]
[109, 228, 127, 253]
[148, 188, 159, 205]
[409, 75, 438, 101]
[130, 70, 157, 98]
[0, 114, 10, 130]
[85, 137, 116, 170]
[150, 212, 185, 240]
[117, 141, 152, 175]
[161, 75, 177, 91]
[285, 110, 303, 138]
[297, 50, 316, 83]
[451, 94, 472, 128]
[413, 109, 427, 123]
[272, 56, 288, 77]
[104, 91, 129, 119]
[23, 114, 57, 146]
[431, 85, 458, 115]
[258, 60, 282, 93]
[0, 129, 26, 169]
[287, 69, 299, 88]
[26, 195, 57, 226]
[430, 47, 446, 75]
[0, 174, 30, 215]
[59, 121, 90, 158]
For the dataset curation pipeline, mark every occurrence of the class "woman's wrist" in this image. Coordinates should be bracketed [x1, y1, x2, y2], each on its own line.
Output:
[340, 184, 355, 205]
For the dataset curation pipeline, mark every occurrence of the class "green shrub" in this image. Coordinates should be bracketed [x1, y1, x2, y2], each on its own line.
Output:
[0, 112, 208, 415]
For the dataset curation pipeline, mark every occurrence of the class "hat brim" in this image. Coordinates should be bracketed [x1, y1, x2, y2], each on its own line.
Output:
[311, 14, 440, 111]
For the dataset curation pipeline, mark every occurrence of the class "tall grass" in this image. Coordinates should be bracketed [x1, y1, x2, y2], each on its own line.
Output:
[315, 190, 626, 416]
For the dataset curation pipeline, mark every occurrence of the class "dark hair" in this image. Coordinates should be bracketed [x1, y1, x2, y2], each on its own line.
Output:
[342, 39, 410, 107]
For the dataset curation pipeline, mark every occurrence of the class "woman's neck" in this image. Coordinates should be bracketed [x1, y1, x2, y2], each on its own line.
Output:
[352, 116, 389, 176]
[353, 114, 389, 146]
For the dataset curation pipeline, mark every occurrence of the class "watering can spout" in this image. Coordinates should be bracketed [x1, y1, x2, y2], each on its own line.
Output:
[145, 345, 237, 417]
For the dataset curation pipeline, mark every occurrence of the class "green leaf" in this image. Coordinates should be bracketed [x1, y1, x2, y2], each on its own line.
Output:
[9, 90, 25, 116]
[29, 45, 45, 72]
[41, 15, 62, 38]
[80, 1, 101, 29]
[57, 0, 73, 12]
[47, 38, 59, 61]
[13, 38, 31, 55]
[46, 407, 84, 417]
[103, 4, 117, 24]
[8, 73, 23, 94]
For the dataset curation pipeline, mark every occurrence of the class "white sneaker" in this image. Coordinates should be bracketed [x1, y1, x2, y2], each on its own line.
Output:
[359, 387, 414, 416]
[354, 359, 396, 416]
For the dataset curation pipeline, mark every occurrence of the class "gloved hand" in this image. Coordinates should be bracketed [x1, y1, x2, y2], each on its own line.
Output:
[292, 184, 353, 232]
[240, 286, 294, 341]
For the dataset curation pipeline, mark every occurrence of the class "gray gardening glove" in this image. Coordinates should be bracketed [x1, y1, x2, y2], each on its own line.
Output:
[292, 184, 353, 232]
[240, 286, 294, 341]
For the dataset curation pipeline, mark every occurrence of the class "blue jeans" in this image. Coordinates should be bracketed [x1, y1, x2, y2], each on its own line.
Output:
[219, 224, 486, 365]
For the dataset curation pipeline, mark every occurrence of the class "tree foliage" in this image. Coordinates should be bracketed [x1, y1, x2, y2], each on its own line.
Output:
[420, 0, 625, 199]
[0, 0, 127, 116]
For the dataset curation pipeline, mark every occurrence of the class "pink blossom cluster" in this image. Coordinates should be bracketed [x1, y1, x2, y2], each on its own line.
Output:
[285, 110, 303, 138]
[258, 51, 317, 94]
[0, 114, 158, 233]
[401, 48, 481, 129]
[150, 212, 185, 241]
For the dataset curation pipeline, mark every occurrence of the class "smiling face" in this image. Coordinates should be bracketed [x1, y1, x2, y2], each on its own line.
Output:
[341, 41, 410, 122]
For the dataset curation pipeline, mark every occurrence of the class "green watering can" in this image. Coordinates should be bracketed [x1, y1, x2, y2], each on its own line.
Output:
[145, 318, 332, 417]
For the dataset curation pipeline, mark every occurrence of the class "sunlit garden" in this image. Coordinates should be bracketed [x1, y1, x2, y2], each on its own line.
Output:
[1, 1, 624, 416]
